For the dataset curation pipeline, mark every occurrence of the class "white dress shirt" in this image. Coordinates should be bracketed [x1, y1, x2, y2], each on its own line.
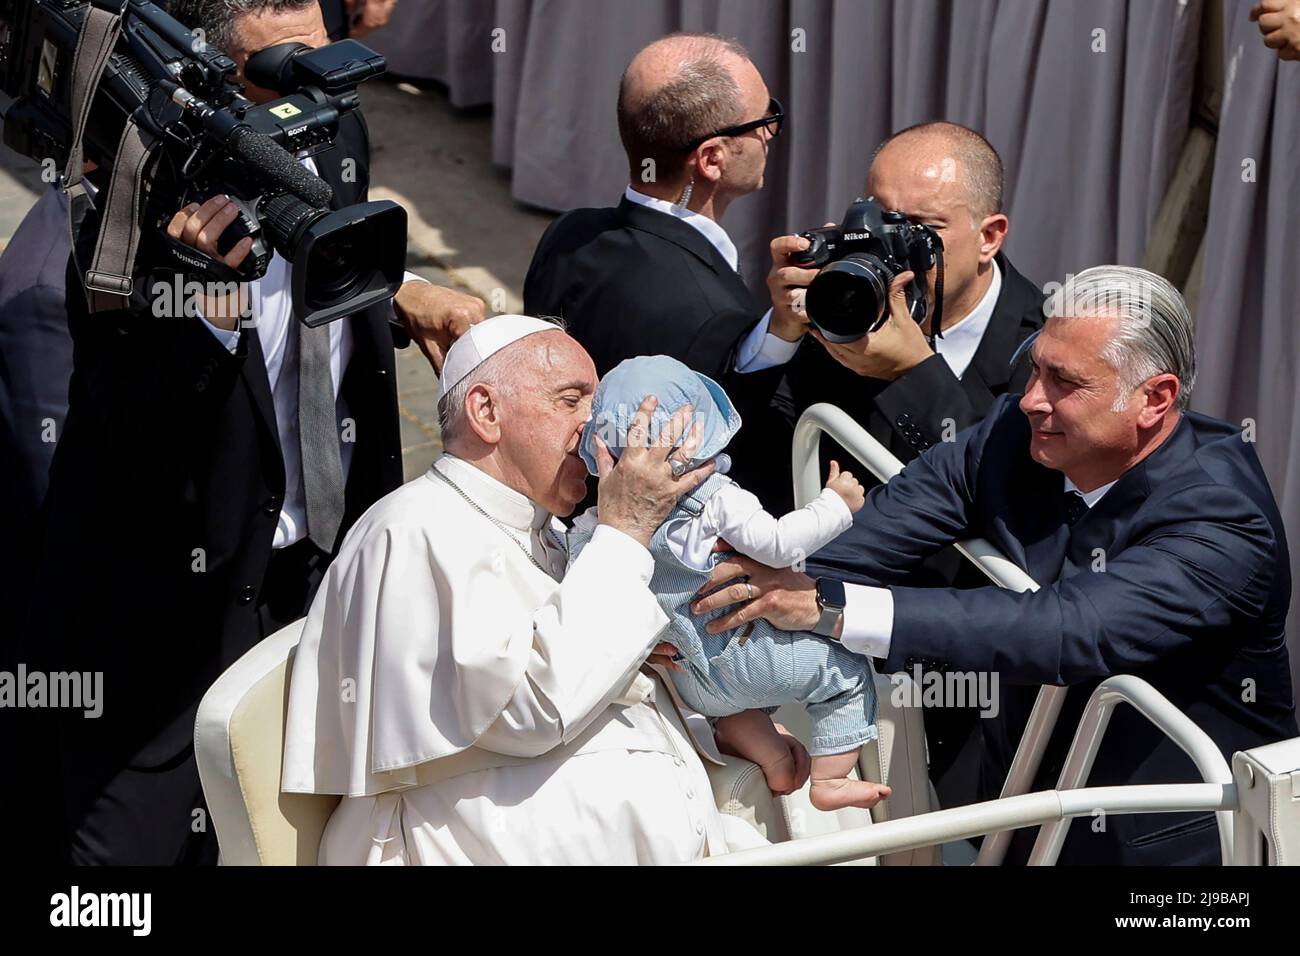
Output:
[623, 185, 739, 271]
[1064, 476, 1117, 507]
[199, 157, 423, 548]
[736, 259, 1004, 378]
[837, 472, 1117, 660]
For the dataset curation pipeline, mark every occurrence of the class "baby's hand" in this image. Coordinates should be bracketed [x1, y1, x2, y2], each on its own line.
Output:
[825, 460, 865, 513]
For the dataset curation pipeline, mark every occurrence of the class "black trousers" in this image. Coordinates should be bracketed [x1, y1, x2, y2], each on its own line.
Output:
[62, 539, 330, 866]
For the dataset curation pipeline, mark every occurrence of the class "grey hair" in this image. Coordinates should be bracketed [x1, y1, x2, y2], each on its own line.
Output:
[168, 0, 318, 52]
[1048, 265, 1197, 412]
[436, 316, 568, 447]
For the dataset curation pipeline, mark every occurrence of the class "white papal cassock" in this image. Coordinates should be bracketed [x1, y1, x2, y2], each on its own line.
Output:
[282, 453, 766, 864]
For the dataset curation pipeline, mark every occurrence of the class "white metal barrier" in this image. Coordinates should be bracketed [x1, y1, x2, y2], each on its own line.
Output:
[794, 403, 1067, 863]
[698, 784, 1236, 866]
[1027, 675, 1235, 864]
[728, 402, 1257, 867]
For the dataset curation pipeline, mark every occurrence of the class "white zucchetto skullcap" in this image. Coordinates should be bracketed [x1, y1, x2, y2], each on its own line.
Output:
[435, 314, 561, 401]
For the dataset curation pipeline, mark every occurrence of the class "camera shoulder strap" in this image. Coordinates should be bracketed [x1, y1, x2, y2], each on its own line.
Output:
[84, 117, 160, 311]
[62, 3, 164, 313]
[62, 3, 125, 189]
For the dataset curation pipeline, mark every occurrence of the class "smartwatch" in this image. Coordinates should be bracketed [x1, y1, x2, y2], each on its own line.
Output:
[813, 577, 846, 639]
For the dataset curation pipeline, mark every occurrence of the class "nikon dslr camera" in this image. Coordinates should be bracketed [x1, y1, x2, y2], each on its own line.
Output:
[793, 197, 943, 343]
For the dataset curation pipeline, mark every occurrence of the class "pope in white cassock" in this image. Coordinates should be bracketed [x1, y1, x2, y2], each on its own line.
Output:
[282, 314, 769, 864]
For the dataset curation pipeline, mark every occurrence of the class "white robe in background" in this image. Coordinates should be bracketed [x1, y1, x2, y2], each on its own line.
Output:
[281, 454, 765, 864]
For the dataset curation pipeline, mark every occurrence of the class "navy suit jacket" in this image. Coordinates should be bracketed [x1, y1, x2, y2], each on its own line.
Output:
[811, 395, 1297, 864]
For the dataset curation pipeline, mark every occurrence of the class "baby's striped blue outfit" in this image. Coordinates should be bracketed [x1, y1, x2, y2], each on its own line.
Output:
[567, 472, 878, 756]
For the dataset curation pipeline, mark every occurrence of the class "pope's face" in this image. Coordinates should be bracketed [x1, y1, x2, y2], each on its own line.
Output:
[497, 332, 597, 517]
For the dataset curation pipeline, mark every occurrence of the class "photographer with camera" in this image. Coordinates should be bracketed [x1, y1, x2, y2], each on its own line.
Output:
[9, 0, 483, 865]
[738, 122, 1043, 512]
[732, 122, 1043, 792]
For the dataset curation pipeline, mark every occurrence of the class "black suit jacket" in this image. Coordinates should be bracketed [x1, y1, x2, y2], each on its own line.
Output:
[22, 111, 405, 775]
[0, 188, 73, 611]
[744, 252, 1044, 514]
[811, 396, 1298, 865]
[523, 196, 781, 503]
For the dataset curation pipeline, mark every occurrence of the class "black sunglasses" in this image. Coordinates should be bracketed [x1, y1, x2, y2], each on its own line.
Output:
[683, 96, 784, 152]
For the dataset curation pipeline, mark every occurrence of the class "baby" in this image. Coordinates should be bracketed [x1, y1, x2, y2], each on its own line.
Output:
[567, 355, 888, 811]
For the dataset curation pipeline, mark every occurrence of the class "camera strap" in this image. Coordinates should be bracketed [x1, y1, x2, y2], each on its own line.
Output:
[63, 3, 164, 312]
[930, 247, 945, 343]
[83, 118, 161, 311]
[157, 233, 246, 285]
[62, 4, 125, 190]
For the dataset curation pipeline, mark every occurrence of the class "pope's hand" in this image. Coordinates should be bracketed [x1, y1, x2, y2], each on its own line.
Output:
[394, 281, 487, 374]
[592, 395, 714, 549]
[691, 549, 821, 634]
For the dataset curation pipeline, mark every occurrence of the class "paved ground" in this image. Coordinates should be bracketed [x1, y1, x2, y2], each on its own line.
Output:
[0, 79, 558, 481]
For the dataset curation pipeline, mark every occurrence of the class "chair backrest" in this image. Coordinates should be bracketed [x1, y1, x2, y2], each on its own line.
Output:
[194, 619, 339, 865]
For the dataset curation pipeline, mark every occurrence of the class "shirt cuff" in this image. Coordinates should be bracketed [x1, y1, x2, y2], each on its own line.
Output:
[401, 271, 428, 286]
[589, 523, 655, 584]
[734, 309, 801, 373]
[196, 311, 240, 354]
[839, 583, 894, 659]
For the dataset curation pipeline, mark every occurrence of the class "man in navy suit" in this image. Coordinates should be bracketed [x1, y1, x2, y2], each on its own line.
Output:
[692, 264, 1297, 865]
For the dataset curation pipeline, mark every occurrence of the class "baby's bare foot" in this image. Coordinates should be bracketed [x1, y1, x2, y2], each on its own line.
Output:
[809, 777, 891, 811]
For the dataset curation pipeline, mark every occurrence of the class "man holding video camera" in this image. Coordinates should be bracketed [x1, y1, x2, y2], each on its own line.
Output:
[12, 0, 483, 865]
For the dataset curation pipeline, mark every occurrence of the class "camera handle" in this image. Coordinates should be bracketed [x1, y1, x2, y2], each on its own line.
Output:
[157, 232, 248, 285]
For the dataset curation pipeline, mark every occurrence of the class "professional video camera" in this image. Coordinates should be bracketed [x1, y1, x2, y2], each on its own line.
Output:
[0, 0, 407, 326]
[792, 197, 944, 344]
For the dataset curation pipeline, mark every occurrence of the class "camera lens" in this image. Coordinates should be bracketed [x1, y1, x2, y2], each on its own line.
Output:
[260, 192, 323, 255]
[805, 254, 892, 343]
[290, 200, 407, 326]
[305, 232, 368, 303]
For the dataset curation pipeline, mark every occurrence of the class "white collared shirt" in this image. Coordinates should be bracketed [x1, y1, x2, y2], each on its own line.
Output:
[623, 185, 739, 271]
[932, 258, 1001, 378]
[1064, 476, 1117, 508]
[736, 259, 1004, 378]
